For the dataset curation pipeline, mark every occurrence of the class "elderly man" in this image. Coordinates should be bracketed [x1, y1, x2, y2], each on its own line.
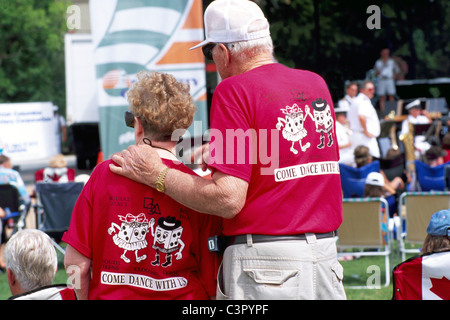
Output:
[347, 80, 381, 158]
[110, 0, 345, 300]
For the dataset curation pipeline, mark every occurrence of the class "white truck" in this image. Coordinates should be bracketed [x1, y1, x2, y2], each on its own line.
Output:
[64, 33, 100, 169]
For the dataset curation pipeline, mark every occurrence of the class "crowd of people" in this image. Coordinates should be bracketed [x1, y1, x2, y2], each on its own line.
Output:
[0, 0, 449, 301]
[335, 77, 449, 192]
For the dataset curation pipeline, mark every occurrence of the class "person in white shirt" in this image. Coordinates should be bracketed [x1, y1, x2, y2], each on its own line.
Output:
[348, 80, 381, 159]
[337, 82, 358, 110]
[334, 105, 354, 166]
[374, 48, 399, 113]
[400, 99, 431, 157]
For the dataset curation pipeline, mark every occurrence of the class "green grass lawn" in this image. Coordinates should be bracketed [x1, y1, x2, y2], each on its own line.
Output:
[340, 255, 395, 300]
[339, 240, 420, 300]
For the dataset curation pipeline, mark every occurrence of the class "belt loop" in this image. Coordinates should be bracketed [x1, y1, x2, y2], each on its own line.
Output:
[305, 233, 316, 244]
[246, 234, 253, 247]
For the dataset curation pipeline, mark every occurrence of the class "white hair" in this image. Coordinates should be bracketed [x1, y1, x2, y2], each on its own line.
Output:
[227, 19, 275, 63]
[4, 229, 57, 292]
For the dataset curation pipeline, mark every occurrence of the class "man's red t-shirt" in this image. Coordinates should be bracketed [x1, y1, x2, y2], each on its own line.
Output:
[208, 63, 342, 236]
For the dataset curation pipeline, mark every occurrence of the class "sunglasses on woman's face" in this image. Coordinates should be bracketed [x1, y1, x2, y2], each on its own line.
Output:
[124, 111, 135, 128]
[202, 43, 217, 60]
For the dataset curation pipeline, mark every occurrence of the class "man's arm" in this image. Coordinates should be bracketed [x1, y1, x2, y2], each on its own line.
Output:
[110, 144, 248, 219]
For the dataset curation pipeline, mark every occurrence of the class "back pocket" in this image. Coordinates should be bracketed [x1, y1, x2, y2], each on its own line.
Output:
[243, 267, 300, 300]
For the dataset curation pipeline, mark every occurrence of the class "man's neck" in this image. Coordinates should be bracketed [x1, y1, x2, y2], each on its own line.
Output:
[232, 53, 274, 76]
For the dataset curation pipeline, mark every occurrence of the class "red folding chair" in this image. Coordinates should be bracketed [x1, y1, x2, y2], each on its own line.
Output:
[393, 249, 450, 300]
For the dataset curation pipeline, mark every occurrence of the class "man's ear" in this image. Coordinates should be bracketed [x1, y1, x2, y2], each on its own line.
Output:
[7, 268, 17, 291]
[218, 43, 231, 67]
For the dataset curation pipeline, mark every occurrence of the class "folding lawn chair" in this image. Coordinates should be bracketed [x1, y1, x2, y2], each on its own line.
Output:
[0, 184, 29, 236]
[414, 160, 447, 191]
[35, 182, 84, 255]
[339, 161, 380, 198]
[337, 197, 392, 288]
[398, 191, 450, 260]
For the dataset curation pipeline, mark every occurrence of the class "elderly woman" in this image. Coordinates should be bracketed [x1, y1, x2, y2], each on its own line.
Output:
[5, 229, 75, 299]
[63, 71, 222, 300]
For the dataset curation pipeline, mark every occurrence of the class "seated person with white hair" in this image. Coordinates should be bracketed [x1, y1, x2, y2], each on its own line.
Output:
[4, 229, 75, 300]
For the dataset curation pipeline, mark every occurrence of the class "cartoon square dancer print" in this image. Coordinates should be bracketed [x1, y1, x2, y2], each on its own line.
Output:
[276, 103, 311, 155]
[149, 216, 185, 268]
[306, 98, 334, 149]
[108, 213, 150, 263]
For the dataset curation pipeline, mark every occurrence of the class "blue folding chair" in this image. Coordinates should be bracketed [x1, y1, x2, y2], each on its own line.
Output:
[414, 160, 447, 191]
[0, 184, 28, 236]
[339, 160, 380, 198]
[35, 182, 84, 254]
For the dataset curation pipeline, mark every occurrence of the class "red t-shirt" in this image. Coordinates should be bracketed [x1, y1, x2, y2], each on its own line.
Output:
[62, 159, 222, 300]
[208, 63, 342, 236]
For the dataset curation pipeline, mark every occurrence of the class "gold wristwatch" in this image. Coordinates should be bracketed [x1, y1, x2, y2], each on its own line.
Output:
[155, 167, 170, 193]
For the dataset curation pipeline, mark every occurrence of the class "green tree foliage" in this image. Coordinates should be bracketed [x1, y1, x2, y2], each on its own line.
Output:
[0, 0, 69, 109]
[257, 0, 450, 101]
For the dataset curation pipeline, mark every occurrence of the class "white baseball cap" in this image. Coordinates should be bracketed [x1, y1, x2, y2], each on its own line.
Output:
[334, 105, 349, 113]
[365, 172, 385, 187]
[189, 0, 271, 50]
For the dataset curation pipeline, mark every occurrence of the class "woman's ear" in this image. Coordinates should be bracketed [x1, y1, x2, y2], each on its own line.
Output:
[134, 117, 145, 142]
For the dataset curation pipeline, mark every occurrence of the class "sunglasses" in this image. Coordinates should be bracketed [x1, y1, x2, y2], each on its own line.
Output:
[124, 111, 135, 128]
[202, 43, 217, 60]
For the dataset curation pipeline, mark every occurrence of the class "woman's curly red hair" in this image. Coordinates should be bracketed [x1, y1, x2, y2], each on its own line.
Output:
[127, 71, 196, 141]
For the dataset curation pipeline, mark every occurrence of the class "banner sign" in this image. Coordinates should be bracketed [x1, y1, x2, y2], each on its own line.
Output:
[90, 0, 207, 159]
[0, 102, 59, 162]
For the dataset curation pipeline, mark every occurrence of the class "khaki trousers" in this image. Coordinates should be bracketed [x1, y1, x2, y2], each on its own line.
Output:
[216, 233, 346, 300]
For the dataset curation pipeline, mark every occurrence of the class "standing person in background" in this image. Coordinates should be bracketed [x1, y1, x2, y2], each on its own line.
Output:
[374, 48, 399, 113]
[347, 81, 381, 159]
[109, 0, 345, 300]
[335, 105, 354, 166]
[53, 106, 67, 154]
[337, 82, 358, 111]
